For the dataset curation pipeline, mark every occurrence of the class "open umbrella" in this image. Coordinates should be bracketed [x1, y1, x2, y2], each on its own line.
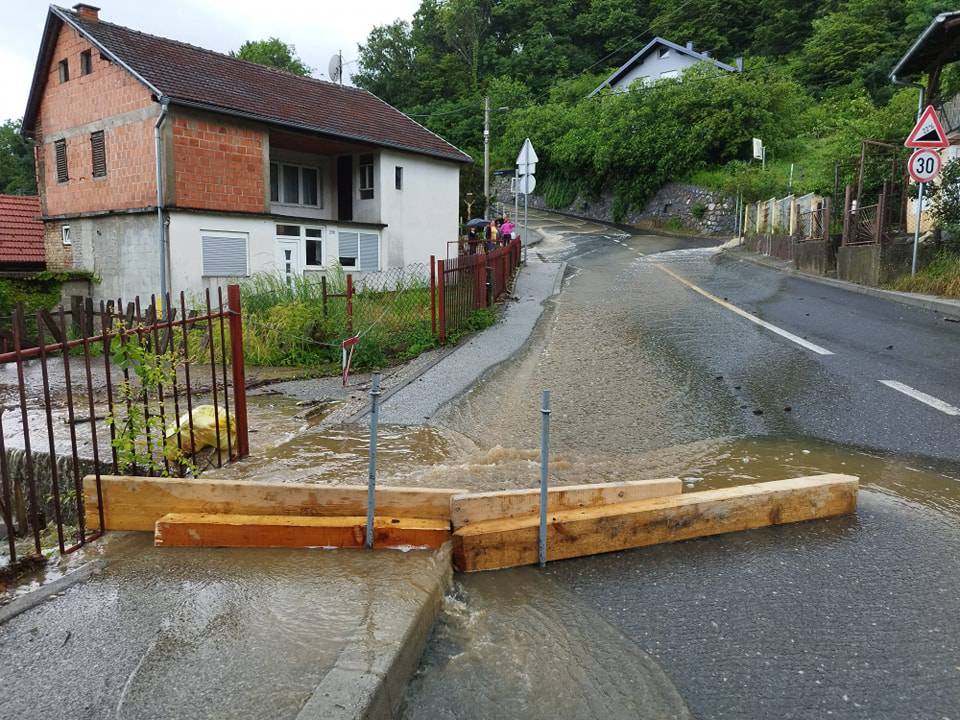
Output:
[465, 217, 489, 228]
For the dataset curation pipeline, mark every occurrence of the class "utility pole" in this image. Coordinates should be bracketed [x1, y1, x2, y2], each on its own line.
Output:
[483, 95, 490, 214]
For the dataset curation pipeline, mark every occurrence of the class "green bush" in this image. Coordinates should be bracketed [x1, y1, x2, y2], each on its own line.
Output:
[891, 252, 960, 298]
[691, 202, 707, 220]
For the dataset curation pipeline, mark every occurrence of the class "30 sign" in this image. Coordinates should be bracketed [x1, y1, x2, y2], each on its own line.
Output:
[908, 149, 941, 184]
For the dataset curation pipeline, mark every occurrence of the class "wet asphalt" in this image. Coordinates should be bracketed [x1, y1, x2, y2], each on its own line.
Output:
[403, 212, 960, 720]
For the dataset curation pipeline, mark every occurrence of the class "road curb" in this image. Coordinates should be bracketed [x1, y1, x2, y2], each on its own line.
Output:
[296, 544, 452, 720]
[726, 249, 960, 320]
[0, 560, 105, 625]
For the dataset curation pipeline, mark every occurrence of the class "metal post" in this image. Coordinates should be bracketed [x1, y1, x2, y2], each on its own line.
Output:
[514, 170, 519, 230]
[366, 372, 382, 550]
[483, 96, 491, 210]
[523, 191, 529, 264]
[227, 284, 249, 458]
[912, 182, 925, 276]
[538, 389, 551, 568]
[429, 255, 437, 337]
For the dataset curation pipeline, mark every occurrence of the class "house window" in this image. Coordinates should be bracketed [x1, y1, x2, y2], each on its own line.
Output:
[276, 224, 325, 268]
[90, 130, 106, 177]
[201, 233, 249, 276]
[58, 59, 69, 83]
[395, 166, 403, 190]
[338, 230, 379, 272]
[61, 225, 72, 246]
[54, 139, 68, 183]
[660, 69, 680, 79]
[305, 228, 323, 267]
[80, 50, 93, 76]
[359, 154, 374, 200]
[658, 47, 671, 59]
[270, 161, 321, 207]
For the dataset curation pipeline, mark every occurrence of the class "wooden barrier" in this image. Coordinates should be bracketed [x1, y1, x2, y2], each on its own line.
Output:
[154, 513, 450, 550]
[453, 474, 858, 572]
[450, 478, 682, 528]
[84, 475, 464, 531]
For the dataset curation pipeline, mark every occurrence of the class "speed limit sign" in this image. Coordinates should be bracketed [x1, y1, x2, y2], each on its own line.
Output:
[908, 149, 942, 183]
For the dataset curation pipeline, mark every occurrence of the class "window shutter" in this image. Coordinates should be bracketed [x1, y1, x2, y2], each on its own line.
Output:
[55, 139, 68, 183]
[358, 232, 379, 272]
[338, 231, 359, 267]
[201, 235, 248, 276]
[90, 131, 106, 178]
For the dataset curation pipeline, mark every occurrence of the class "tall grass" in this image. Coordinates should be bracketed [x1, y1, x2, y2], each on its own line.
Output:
[891, 252, 960, 298]
[238, 263, 440, 370]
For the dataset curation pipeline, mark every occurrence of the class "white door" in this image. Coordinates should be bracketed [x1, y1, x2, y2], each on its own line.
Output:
[275, 238, 301, 286]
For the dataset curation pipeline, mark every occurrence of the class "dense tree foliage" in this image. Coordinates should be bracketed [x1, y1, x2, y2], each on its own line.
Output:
[0, 120, 36, 195]
[232, 38, 312, 76]
[354, 0, 955, 212]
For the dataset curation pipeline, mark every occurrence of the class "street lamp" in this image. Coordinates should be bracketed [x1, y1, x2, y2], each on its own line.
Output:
[483, 98, 511, 214]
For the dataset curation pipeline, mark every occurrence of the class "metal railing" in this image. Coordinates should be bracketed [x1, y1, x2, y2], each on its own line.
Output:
[1, 285, 248, 570]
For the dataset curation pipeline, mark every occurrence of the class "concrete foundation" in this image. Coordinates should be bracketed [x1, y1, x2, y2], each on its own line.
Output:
[794, 240, 832, 276]
[837, 244, 880, 286]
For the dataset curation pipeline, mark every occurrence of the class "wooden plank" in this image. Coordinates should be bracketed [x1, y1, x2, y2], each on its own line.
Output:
[155, 513, 449, 550]
[83, 475, 464, 531]
[450, 478, 682, 529]
[453, 474, 858, 572]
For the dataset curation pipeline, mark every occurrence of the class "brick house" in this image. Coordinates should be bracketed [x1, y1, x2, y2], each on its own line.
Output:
[0, 195, 45, 272]
[22, 4, 471, 303]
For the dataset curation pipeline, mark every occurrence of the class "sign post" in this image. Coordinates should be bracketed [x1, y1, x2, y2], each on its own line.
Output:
[516, 138, 538, 263]
[904, 106, 949, 275]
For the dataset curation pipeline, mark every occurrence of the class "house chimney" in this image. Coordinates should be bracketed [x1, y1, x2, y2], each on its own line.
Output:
[686, 41, 694, 51]
[73, 4, 100, 21]
[735, 56, 744, 72]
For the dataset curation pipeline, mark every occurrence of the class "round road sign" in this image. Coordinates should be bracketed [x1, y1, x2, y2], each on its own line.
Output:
[908, 149, 942, 183]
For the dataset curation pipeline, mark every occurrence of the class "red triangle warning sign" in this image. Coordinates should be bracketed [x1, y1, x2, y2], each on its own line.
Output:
[905, 105, 949, 149]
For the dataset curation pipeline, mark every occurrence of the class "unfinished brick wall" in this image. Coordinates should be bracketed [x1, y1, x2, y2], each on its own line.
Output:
[171, 113, 267, 213]
[36, 24, 158, 217]
[43, 220, 73, 271]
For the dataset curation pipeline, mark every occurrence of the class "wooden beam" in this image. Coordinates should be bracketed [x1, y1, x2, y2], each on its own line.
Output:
[84, 475, 464, 531]
[453, 475, 858, 572]
[450, 478, 682, 529]
[155, 513, 450, 550]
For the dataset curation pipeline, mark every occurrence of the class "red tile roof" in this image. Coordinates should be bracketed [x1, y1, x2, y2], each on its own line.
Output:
[0, 195, 45, 265]
[52, 8, 471, 164]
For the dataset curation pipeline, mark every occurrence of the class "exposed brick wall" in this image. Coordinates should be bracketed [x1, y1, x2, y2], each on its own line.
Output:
[36, 24, 157, 217]
[171, 113, 267, 213]
[44, 220, 73, 271]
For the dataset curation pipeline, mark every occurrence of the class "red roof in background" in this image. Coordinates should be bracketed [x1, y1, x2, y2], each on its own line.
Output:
[47, 8, 471, 164]
[0, 195, 45, 265]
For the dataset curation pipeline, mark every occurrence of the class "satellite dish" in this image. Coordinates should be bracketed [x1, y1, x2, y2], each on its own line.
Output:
[328, 53, 342, 84]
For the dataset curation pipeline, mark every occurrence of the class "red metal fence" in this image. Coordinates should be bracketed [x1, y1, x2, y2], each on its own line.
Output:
[1, 284, 248, 571]
[433, 238, 522, 343]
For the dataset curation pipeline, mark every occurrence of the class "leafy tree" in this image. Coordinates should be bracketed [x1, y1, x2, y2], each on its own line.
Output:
[354, 21, 417, 107]
[232, 38, 312, 76]
[0, 119, 36, 195]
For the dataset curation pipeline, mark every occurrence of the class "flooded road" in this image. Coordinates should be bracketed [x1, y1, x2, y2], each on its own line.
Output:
[401, 211, 960, 719]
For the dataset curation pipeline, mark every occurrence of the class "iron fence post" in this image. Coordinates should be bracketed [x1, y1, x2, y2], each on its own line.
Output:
[346, 274, 354, 336]
[437, 260, 446, 344]
[539, 389, 551, 568]
[227, 284, 250, 458]
[366, 372, 382, 549]
[430, 255, 437, 337]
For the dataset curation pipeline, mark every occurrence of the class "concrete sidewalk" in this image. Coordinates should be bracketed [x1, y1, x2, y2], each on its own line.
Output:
[375, 256, 565, 425]
[0, 533, 450, 720]
[725, 246, 960, 320]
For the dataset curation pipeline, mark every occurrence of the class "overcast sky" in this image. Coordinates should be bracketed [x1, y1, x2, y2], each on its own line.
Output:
[0, 0, 420, 122]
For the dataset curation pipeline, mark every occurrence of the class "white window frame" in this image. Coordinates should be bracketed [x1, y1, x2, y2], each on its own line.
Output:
[337, 229, 380, 272]
[359, 154, 375, 200]
[61, 225, 71, 246]
[275, 224, 326, 269]
[201, 231, 250, 278]
[660, 69, 680, 80]
[270, 161, 322, 208]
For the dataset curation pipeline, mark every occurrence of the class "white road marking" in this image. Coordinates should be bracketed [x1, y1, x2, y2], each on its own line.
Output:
[653, 263, 834, 356]
[878, 380, 960, 416]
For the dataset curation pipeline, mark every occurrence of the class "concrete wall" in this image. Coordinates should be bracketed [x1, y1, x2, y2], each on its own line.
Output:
[379, 149, 459, 267]
[838, 244, 880, 286]
[794, 241, 832, 276]
[496, 179, 734, 236]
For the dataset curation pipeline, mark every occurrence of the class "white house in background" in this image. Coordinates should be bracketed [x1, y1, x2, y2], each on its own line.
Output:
[589, 37, 742, 96]
[23, 4, 471, 304]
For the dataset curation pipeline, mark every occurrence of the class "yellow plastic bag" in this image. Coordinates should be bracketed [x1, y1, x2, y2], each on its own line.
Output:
[165, 405, 236, 461]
